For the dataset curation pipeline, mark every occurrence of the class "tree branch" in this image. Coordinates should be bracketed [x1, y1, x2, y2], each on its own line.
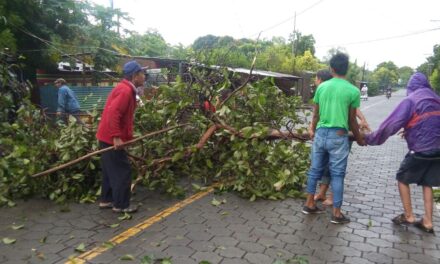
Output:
[31, 123, 189, 178]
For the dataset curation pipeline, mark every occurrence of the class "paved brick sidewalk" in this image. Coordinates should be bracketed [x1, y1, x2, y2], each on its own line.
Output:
[1, 90, 439, 264]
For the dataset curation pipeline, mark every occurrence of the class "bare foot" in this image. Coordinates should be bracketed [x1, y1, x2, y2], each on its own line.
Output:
[314, 194, 326, 201]
[322, 199, 333, 206]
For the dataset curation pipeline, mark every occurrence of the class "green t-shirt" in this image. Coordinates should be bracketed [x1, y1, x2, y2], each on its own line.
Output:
[313, 77, 360, 130]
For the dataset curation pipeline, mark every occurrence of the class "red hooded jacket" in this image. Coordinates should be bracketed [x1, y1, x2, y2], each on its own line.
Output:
[96, 79, 137, 145]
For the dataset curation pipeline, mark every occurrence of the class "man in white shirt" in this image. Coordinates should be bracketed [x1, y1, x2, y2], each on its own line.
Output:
[361, 84, 368, 100]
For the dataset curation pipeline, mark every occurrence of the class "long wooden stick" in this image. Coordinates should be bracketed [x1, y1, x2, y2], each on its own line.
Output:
[31, 123, 189, 178]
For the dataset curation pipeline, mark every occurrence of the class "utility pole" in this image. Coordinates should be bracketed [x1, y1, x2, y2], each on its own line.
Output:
[361, 62, 366, 82]
[109, 0, 120, 35]
[291, 11, 297, 56]
[292, 11, 297, 73]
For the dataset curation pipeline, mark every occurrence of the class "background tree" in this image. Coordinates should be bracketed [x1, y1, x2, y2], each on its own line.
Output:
[0, 0, 91, 78]
[124, 29, 170, 57]
[321, 47, 348, 64]
[418, 44, 440, 93]
[428, 44, 440, 93]
[85, 4, 131, 72]
[370, 66, 398, 95]
[376, 61, 399, 74]
[289, 31, 316, 56]
[397, 66, 414, 87]
[292, 50, 323, 73]
[169, 43, 191, 60]
[346, 60, 362, 86]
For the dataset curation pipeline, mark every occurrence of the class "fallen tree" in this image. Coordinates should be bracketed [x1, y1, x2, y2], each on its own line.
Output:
[1, 63, 312, 206]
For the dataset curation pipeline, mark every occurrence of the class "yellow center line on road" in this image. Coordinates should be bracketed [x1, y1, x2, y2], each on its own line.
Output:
[67, 186, 216, 264]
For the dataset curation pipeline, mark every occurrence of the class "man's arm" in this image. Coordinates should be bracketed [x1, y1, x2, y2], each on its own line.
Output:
[366, 100, 412, 146]
[349, 107, 365, 146]
[356, 109, 371, 132]
[57, 88, 66, 113]
[308, 104, 319, 140]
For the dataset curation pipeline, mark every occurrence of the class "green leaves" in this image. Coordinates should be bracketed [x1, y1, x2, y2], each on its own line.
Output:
[2, 237, 16, 244]
[211, 197, 226, 207]
[11, 224, 24, 230]
[102, 241, 115, 249]
[118, 213, 132, 221]
[0, 62, 309, 207]
[109, 223, 120, 228]
[120, 254, 135, 261]
[141, 255, 154, 264]
[75, 243, 86, 252]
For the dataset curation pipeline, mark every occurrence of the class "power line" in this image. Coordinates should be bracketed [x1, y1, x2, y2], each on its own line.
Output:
[9, 22, 122, 80]
[249, 0, 325, 38]
[317, 27, 440, 48]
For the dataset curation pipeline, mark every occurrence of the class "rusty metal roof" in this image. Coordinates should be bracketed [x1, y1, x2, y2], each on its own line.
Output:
[230, 68, 301, 80]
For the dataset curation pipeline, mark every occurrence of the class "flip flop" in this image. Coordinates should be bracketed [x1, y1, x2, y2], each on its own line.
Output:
[414, 219, 435, 234]
[392, 213, 414, 225]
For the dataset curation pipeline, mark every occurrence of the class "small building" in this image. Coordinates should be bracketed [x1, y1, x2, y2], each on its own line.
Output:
[228, 68, 302, 96]
[36, 56, 185, 113]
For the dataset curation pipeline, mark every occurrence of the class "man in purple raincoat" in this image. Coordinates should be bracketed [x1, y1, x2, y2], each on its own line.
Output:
[366, 72, 440, 233]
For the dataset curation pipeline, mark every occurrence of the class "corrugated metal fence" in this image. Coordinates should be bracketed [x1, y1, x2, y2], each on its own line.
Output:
[39, 86, 113, 113]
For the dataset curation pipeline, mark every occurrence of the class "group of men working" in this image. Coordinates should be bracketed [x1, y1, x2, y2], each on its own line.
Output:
[56, 56, 440, 233]
[304, 53, 440, 234]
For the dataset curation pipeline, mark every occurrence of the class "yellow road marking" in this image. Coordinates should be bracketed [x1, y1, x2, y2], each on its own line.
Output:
[67, 186, 215, 264]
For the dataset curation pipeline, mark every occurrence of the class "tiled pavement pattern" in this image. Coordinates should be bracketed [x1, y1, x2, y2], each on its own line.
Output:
[1, 89, 440, 264]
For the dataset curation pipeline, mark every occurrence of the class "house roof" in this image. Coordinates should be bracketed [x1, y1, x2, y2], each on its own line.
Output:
[231, 68, 301, 80]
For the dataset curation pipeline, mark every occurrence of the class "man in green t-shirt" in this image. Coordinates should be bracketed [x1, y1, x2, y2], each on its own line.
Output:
[302, 53, 365, 224]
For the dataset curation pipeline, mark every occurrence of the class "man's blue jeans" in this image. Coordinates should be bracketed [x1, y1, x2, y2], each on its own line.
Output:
[306, 128, 350, 208]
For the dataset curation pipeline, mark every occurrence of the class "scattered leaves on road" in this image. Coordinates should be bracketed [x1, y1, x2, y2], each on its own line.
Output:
[74, 243, 86, 252]
[102, 241, 115, 249]
[211, 197, 226, 206]
[118, 213, 132, 221]
[11, 224, 24, 230]
[2, 237, 16, 244]
[120, 254, 135, 261]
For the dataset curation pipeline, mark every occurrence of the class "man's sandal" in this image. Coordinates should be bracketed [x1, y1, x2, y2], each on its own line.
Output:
[392, 213, 414, 225]
[112, 207, 138, 214]
[414, 219, 434, 234]
[99, 202, 113, 209]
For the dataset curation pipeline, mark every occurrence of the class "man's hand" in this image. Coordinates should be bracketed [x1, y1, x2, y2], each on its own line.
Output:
[359, 120, 371, 133]
[113, 137, 124, 150]
[397, 129, 406, 138]
[356, 133, 367, 146]
[308, 126, 315, 140]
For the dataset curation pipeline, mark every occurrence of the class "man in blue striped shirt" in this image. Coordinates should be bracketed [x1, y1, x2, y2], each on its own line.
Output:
[54, 78, 82, 124]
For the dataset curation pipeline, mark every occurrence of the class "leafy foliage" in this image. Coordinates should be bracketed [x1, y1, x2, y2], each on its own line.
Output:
[191, 33, 322, 74]
[289, 31, 316, 56]
[369, 65, 399, 95]
[125, 30, 170, 57]
[1, 60, 310, 205]
[419, 44, 440, 93]
[130, 67, 310, 199]
[397, 66, 414, 87]
[0, 61, 101, 206]
[434, 189, 440, 203]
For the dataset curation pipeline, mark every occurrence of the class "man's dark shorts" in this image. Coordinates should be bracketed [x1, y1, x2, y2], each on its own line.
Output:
[396, 149, 440, 187]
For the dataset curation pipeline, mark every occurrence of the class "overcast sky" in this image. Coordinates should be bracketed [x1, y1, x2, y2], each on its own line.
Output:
[91, 0, 440, 70]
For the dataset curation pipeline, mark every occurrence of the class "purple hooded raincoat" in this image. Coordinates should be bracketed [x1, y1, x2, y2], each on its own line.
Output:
[366, 73, 440, 152]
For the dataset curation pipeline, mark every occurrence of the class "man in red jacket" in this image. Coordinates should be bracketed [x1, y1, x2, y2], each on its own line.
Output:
[97, 60, 145, 213]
